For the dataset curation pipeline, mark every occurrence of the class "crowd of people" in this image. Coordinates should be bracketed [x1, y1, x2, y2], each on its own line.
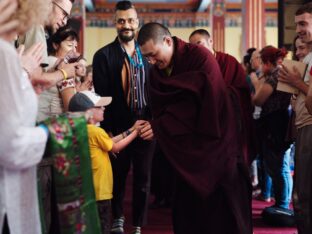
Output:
[1, 0, 312, 234]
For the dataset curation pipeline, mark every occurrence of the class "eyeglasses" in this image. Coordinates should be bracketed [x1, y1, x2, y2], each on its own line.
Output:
[93, 106, 105, 110]
[53, 1, 70, 22]
[116, 18, 138, 25]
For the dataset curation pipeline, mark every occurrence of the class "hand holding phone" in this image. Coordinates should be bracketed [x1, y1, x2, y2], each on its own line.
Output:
[63, 50, 82, 64]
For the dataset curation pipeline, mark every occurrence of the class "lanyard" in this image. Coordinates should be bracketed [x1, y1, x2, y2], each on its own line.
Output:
[123, 43, 143, 68]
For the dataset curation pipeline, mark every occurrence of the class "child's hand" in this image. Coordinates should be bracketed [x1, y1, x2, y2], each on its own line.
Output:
[133, 120, 147, 135]
[138, 121, 154, 141]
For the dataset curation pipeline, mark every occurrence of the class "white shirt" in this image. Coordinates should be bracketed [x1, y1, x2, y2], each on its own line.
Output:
[0, 39, 47, 233]
[37, 56, 64, 122]
[294, 52, 312, 129]
[18, 25, 48, 66]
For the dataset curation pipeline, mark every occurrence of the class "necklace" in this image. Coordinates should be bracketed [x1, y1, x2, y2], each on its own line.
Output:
[122, 43, 143, 68]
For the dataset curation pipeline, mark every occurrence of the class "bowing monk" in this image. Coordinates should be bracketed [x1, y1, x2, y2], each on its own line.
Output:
[137, 22, 252, 234]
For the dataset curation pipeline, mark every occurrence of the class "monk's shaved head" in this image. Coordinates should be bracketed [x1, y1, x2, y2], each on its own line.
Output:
[137, 22, 171, 46]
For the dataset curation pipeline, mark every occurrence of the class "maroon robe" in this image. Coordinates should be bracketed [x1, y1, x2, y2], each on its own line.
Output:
[216, 51, 255, 164]
[148, 37, 252, 234]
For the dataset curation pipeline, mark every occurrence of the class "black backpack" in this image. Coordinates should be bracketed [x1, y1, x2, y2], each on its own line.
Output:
[261, 206, 296, 227]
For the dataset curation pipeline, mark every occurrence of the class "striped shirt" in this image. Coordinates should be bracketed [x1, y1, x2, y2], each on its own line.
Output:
[122, 43, 147, 116]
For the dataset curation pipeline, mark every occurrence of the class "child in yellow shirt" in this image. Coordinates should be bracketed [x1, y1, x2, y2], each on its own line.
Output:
[68, 90, 142, 234]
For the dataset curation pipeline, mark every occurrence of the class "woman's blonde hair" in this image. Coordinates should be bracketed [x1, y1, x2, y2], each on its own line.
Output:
[15, 0, 52, 33]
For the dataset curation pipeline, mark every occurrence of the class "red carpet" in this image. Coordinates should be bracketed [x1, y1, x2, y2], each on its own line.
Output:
[122, 175, 297, 233]
[252, 199, 297, 234]
[123, 196, 297, 233]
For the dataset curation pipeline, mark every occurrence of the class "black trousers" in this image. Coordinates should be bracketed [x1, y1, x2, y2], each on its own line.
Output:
[294, 125, 312, 234]
[97, 200, 111, 234]
[111, 138, 155, 227]
[150, 143, 173, 204]
[37, 162, 59, 234]
[2, 216, 9, 234]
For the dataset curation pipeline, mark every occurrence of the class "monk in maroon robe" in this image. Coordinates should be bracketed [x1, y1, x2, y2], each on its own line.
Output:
[138, 23, 252, 234]
[216, 52, 255, 163]
[189, 29, 255, 164]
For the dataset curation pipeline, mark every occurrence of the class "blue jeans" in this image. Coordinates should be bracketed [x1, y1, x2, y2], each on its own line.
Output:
[261, 164, 273, 200]
[256, 155, 272, 199]
[263, 144, 293, 209]
[260, 110, 292, 209]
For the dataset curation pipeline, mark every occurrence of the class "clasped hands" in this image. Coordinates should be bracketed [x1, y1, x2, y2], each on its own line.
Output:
[132, 120, 154, 140]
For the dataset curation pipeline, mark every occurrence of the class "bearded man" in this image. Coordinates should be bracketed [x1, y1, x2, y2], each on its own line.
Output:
[92, 1, 155, 234]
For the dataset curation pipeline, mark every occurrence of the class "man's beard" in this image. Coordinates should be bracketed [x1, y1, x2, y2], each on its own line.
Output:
[118, 29, 135, 42]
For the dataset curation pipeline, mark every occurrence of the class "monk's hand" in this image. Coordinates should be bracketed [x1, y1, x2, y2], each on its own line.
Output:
[278, 64, 302, 89]
[139, 121, 154, 141]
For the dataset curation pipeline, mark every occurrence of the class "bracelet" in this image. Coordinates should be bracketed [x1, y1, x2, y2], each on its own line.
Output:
[58, 69, 68, 80]
[121, 132, 126, 139]
[125, 129, 132, 136]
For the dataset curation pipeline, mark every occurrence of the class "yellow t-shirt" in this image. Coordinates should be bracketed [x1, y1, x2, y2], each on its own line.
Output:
[87, 124, 114, 201]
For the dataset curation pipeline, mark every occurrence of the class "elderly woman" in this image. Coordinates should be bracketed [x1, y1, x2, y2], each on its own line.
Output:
[0, 0, 51, 233]
[37, 25, 80, 122]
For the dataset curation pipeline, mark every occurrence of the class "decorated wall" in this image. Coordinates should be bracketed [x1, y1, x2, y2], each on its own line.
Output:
[83, 0, 278, 63]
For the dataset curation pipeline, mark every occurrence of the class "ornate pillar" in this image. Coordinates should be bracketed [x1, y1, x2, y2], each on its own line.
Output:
[211, 0, 226, 52]
[242, 0, 265, 54]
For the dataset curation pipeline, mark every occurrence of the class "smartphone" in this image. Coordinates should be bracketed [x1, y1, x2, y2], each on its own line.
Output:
[64, 50, 82, 64]
[67, 54, 83, 63]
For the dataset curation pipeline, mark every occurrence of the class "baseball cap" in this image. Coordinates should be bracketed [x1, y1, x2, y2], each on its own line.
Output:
[68, 91, 112, 112]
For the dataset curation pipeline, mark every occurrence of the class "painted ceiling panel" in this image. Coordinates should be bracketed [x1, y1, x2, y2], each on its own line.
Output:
[226, 0, 277, 2]
[107, 0, 188, 2]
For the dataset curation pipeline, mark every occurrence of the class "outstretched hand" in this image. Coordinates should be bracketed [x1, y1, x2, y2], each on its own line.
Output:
[132, 120, 146, 135]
